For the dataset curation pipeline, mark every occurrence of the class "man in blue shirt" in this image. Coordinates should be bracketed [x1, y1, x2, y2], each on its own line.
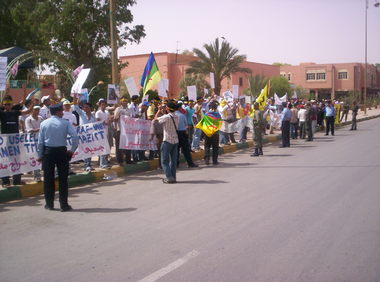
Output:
[38, 103, 79, 212]
[280, 102, 292, 148]
[324, 100, 335, 136]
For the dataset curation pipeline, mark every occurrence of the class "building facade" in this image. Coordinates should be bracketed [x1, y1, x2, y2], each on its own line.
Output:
[280, 62, 380, 100]
[120, 52, 279, 98]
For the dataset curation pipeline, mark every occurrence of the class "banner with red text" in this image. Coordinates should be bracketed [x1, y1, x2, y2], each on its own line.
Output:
[0, 122, 110, 177]
[119, 117, 157, 150]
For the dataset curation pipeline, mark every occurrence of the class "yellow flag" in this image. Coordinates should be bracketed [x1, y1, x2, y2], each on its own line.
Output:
[256, 80, 269, 111]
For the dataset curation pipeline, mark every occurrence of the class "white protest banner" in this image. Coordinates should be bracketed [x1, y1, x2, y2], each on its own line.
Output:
[232, 85, 239, 98]
[187, 85, 197, 101]
[119, 117, 157, 151]
[0, 122, 110, 177]
[124, 77, 139, 97]
[0, 57, 7, 91]
[107, 84, 118, 104]
[210, 72, 215, 89]
[274, 93, 288, 105]
[71, 68, 91, 96]
[70, 122, 110, 162]
[204, 88, 209, 95]
[292, 91, 298, 99]
[244, 96, 252, 104]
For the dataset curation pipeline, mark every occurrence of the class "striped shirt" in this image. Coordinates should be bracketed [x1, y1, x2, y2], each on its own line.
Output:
[158, 113, 179, 144]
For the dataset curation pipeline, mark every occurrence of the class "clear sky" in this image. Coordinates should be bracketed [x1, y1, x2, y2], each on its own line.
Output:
[119, 0, 380, 65]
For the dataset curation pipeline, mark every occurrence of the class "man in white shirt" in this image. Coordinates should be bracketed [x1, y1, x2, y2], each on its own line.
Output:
[95, 98, 111, 168]
[39, 96, 51, 120]
[154, 101, 179, 184]
[62, 100, 77, 126]
[114, 97, 133, 165]
[25, 106, 43, 182]
[298, 104, 307, 139]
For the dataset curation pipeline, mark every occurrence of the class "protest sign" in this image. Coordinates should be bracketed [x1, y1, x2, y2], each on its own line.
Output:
[71, 68, 91, 95]
[158, 79, 169, 98]
[119, 117, 157, 151]
[80, 88, 89, 102]
[107, 84, 118, 104]
[187, 85, 197, 101]
[0, 122, 110, 177]
[222, 91, 234, 102]
[0, 57, 7, 91]
[124, 77, 139, 97]
[232, 85, 239, 98]
[210, 72, 215, 89]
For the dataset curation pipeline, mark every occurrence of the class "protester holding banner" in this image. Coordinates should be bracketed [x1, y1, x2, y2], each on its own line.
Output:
[150, 104, 165, 168]
[37, 103, 79, 211]
[191, 97, 204, 151]
[62, 99, 77, 126]
[0, 96, 34, 187]
[39, 96, 51, 120]
[154, 101, 179, 184]
[185, 100, 196, 146]
[74, 98, 97, 171]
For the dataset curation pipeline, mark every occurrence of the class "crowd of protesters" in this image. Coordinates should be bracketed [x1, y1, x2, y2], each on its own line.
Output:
[0, 90, 361, 187]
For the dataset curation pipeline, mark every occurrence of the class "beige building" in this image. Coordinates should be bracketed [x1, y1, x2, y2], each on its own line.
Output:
[280, 62, 380, 100]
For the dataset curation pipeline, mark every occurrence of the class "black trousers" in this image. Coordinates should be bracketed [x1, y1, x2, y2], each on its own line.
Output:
[177, 130, 194, 165]
[281, 121, 290, 147]
[204, 132, 219, 163]
[325, 116, 335, 135]
[115, 131, 132, 164]
[2, 174, 22, 186]
[42, 146, 70, 208]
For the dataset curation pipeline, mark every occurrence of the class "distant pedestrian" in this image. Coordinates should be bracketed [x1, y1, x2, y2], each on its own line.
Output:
[340, 102, 349, 122]
[203, 101, 222, 165]
[280, 102, 291, 148]
[37, 103, 79, 211]
[350, 101, 359, 131]
[305, 103, 313, 141]
[324, 100, 335, 136]
[298, 104, 307, 139]
[251, 102, 264, 157]
[289, 104, 299, 139]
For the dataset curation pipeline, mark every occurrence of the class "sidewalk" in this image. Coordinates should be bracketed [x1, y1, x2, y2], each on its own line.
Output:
[1, 108, 379, 203]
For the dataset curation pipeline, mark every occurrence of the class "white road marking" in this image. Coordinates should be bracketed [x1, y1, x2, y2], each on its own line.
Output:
[139, 250, 200, 282]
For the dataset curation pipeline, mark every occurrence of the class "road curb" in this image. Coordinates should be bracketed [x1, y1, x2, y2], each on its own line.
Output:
[1, 114, 379, 203]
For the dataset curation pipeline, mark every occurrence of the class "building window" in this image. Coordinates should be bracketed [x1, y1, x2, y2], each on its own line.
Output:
[338, 71, 348, 80]
[287, 73, 291, 81]
[280, 71, 286, 77]
[239, 77, 243, 87]
[316, 73, 326, 80]
[306, 73, 315, 80]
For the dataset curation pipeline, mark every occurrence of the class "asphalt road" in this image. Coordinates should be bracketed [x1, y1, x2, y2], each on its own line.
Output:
[1, 119, 379, 282]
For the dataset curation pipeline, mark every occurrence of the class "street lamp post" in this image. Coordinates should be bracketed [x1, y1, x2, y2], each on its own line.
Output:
[364, 0, 379, 114]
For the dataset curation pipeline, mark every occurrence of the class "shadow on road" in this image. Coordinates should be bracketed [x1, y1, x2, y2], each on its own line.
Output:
[177, 180, 228, 184]
[264, 154, 293, 157]
[72, 207, 137, 213]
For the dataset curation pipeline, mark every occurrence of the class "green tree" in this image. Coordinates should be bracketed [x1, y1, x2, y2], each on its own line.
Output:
[1, 0, 145, 99]
[186, 38, 251, 95]
[179, 73, 210, 98]
[268, 76, 292, 96]
[272, 62, 292, 66]
[244, 74, 266, 97]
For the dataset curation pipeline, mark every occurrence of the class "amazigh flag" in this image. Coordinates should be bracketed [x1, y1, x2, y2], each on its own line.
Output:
[195, 111, 222, 137]
[140, 52, 162, 95]
[256, 80, 270, 111]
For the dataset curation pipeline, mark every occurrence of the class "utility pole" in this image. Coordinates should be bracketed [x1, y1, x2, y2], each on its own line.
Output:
[110, 0, 119, 84]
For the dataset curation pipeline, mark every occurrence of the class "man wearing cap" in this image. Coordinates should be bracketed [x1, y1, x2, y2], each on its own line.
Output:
[0, 96, 34, 187]
[38, 103, 79, 211]
[25, 105, 43, 182]
[154, 101, 179, 184]
[62, 99, 77, 126]
[40, 96, 51, 120]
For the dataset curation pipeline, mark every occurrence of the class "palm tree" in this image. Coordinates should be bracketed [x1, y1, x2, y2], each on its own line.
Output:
[186, 38, 251, 95]
[244, 74, 266, 98]
[179, 73, 210, 98]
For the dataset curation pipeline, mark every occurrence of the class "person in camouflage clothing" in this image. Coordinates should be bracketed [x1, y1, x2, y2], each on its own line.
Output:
[251, 103, 264, 157]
